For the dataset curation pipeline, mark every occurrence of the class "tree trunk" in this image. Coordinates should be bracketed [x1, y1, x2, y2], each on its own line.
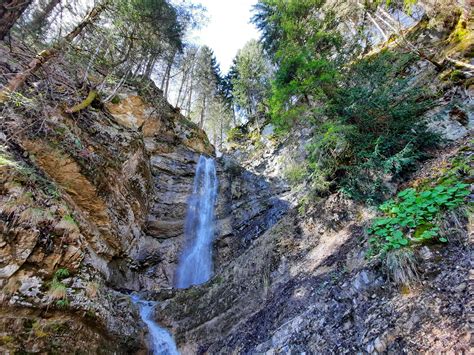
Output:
[232, 105, 237, 126]
[144, 53, 158, 79]
[186, 76, 194, 117]
[0, 0, 109, 102]
[28, 0, 61, 36]
[0, 0, 33, 40]
[175, 68, 187, 107]
[163, 50, 177, 99]
[219, 114, 223, 150]
[199, 96, 206, 128]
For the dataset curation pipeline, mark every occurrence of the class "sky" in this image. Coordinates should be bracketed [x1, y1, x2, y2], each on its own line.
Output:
[190, 0, 260, 73]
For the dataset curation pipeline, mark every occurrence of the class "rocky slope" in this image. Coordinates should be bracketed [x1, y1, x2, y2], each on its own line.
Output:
[156, 142, 472, 354]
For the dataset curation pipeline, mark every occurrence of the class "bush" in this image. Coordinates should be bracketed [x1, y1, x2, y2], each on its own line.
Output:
[227, 126, 246, 142]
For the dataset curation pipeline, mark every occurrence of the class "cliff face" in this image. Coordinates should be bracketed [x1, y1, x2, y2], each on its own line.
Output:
[0, 39, 217, 351]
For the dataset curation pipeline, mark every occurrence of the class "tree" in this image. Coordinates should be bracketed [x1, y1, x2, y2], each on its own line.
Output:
[231, 39, 272, 119]
[252, 0, 341, 128]
[220, 62, 238, 125]
[191, 46, 220, 128]
[0, 0, 33, 40]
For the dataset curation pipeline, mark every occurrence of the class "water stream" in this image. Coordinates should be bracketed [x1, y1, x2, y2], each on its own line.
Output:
[131, 295, 179, 355]
[132, 155, 217, 353]
[176, 155, 218, 288]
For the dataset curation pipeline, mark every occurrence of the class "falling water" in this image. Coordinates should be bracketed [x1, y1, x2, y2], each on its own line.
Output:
[131, 295, 179, 355]
[176, 155, 218, 289]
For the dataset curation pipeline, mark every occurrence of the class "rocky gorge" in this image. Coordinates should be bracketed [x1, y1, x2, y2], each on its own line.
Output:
[0, 3, 473, 354]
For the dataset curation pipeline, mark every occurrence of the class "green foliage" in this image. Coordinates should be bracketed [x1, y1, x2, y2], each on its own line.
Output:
[227, 127, 245, 142]
[283, 163, 308, 185]
[368, 182, 470, 256]
[253, 0, 341, 131]
[48, 279, 67, 300]
[55, 299, 70, 309]
[307, 51, 437, 202]
[54, 268, 70, 280]
[253, 0, 438, 204]
[231, 39, 272, 118]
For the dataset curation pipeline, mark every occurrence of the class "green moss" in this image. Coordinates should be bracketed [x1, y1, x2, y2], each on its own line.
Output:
[449, 69, 465, 82]
[450, 18, 468, 43]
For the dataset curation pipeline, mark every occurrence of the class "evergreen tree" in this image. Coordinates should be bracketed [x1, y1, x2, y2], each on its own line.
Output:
[231, 39, 272, 119]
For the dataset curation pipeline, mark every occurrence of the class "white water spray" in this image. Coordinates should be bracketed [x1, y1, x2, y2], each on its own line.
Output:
[131, 295, 179, 355]
[176, 155, 218, 289]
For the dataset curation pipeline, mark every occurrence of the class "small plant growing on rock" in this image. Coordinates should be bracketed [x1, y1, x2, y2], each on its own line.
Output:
[368, 182, 470, 256]
[48, 268, 70, 303]
[54, 268, 70, 280]
[48, 279, 67, 301]
[283, 162, 308, 185]
[383, 249, 419, 285]
[55, 299, 70, 309]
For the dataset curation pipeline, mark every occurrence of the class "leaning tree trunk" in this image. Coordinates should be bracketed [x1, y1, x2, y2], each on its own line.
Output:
[0, 0, 33, 40]
[28, 0, 61, 36]
[0, 0, 110, 102]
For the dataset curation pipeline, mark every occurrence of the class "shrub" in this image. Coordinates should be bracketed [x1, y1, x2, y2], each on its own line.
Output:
[227, 127, 245, 142]
[54, 268, 70, 280]
[307, 50, 438, 203]
[48, 280, 67, 300]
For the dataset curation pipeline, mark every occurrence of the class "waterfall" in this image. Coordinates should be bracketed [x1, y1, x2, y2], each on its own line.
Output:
[176, 155, 218, 289]
[131, 295, 179, 355]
